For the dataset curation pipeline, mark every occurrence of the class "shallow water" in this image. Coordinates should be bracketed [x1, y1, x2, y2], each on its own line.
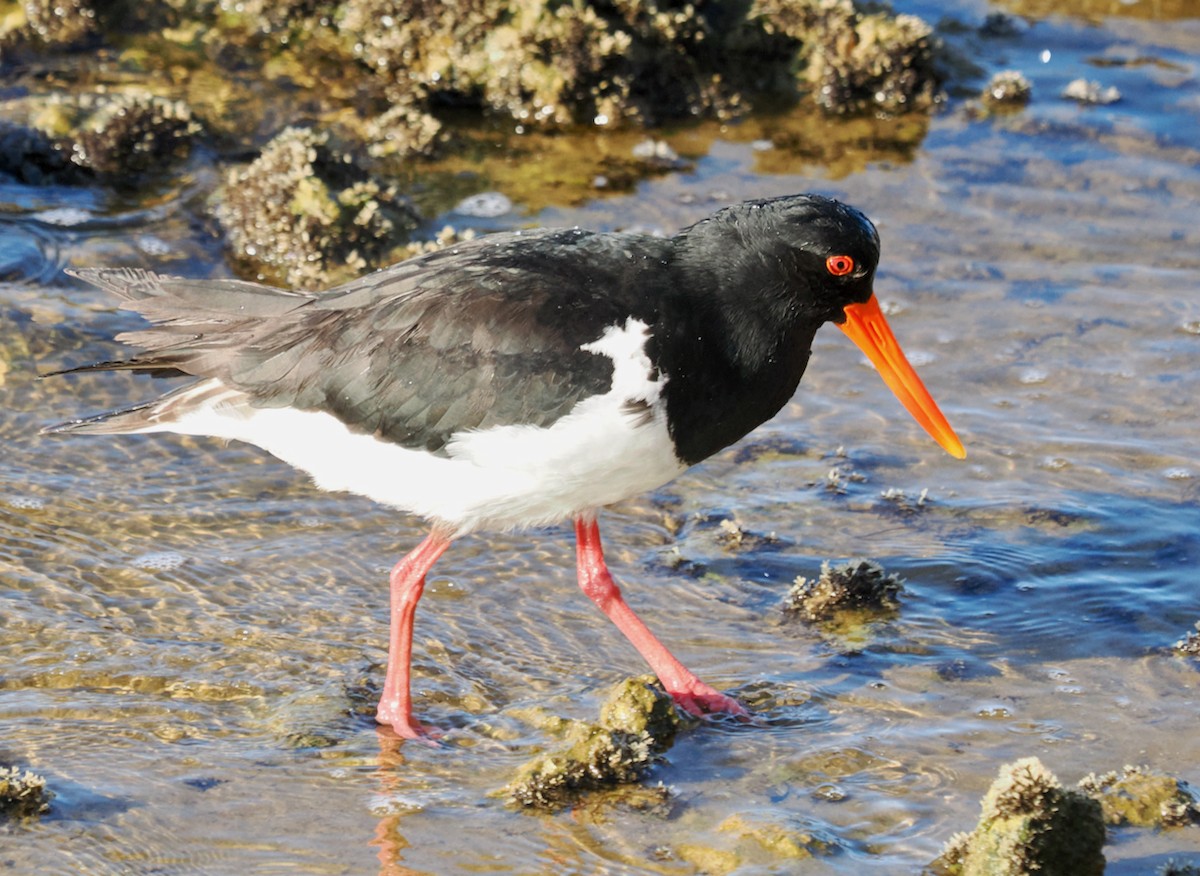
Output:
[3, 2, 1200, 873]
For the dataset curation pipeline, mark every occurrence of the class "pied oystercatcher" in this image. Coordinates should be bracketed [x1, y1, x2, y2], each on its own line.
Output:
[44, 194, 964, 739]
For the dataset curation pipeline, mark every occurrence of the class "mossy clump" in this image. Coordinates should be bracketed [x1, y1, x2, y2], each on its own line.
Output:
[933, 757, 1105, 876]
[213, 126, 419, 287]
[982, 70, 1032, 109]
[505, 676, 682, 809]
[1078, 765, 1200, 828]
[784, 559, 904, 623]
[0, 766, 53, 820]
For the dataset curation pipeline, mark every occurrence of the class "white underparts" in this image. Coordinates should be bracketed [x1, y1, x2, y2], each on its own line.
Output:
[137, 319, 685, 534]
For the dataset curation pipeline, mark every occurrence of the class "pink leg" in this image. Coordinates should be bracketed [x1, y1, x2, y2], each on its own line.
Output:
[376, 532, 451, 739]
[573, 516, 747, 718]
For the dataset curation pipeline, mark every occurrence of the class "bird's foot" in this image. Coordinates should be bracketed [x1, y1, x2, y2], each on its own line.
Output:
[668, 682, 750, 720]
[375, 705, 444, 742]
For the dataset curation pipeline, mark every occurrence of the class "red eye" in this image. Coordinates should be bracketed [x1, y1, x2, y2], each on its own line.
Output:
[826, 254, 855, 277]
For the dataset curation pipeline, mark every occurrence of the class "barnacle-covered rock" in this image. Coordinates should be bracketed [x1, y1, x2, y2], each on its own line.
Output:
[982, 70, 1032, 108]
[505, 676, 681, 809]
[213, 126, 418, 287]
[0, 765, 53, 820]
[754, 0, 941, 115]
[933, 758, 1105, 876]
[784, 558, 904, 623]
[1078, 765, 1200, 828]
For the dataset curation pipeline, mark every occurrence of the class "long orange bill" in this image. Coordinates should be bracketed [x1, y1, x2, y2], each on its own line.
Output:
[837, 294, 966, 459]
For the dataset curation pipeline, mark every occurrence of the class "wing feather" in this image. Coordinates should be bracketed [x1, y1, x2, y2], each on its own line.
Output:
[54, 229, 674, 452]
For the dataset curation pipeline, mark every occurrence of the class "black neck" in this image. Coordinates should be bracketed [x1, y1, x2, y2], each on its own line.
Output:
[653, 225, 822, 465]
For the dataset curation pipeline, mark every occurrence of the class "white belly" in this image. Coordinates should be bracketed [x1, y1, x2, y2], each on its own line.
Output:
[146, 319, 687, 534]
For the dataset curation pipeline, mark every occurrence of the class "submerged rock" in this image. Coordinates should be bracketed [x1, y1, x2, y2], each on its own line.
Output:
[1078, 765, 1200, 828]
[784, 558, 904, 623]
[932, 757, 1105, 876]
[1061, 78, 1121, 105]
[505, 676, 682, 809]
[0, 765, 53, 820]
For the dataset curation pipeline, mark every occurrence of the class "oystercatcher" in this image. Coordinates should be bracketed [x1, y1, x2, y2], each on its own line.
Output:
[44, 194, 964, 739]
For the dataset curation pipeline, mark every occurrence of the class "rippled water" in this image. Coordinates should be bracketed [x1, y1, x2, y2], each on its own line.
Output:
[3, 3, 1200, 874]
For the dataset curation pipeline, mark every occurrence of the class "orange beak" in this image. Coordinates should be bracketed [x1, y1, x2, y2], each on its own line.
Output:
[837, 295, 966, 459]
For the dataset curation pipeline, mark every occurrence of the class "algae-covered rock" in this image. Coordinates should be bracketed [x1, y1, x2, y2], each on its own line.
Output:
[932, 757, 1105, 876]
[784, 558, 904, 623]
[0, 765, 53, 820]
[1078, 765, 1200, 828]
[505, 676, 682, 809]
[213, 126, 418, 287]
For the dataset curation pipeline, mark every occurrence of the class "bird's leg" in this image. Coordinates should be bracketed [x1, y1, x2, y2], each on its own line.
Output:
[573, 515, 748, 718]
[376, 532, 452, 739]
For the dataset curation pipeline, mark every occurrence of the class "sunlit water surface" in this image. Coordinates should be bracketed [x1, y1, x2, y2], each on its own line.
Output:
[2, 2, 1199, 873]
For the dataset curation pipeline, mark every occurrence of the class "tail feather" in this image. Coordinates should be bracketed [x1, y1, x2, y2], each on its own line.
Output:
[45, 267, 311, 437]
[42, 378, 243, 436]
[65, 267, 173, 302]
[41, 400, 162, 435]
[40, 356, 187, 379]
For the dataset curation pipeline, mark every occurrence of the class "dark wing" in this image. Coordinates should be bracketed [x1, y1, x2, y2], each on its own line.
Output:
[60, 229, 674, 453]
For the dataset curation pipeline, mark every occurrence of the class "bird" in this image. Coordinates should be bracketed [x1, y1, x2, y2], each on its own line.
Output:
[43, 193, 965, 739]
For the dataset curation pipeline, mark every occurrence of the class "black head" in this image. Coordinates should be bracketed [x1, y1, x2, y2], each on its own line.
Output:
[669, 193, 965, 462]
[676, 193, 881, 325]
